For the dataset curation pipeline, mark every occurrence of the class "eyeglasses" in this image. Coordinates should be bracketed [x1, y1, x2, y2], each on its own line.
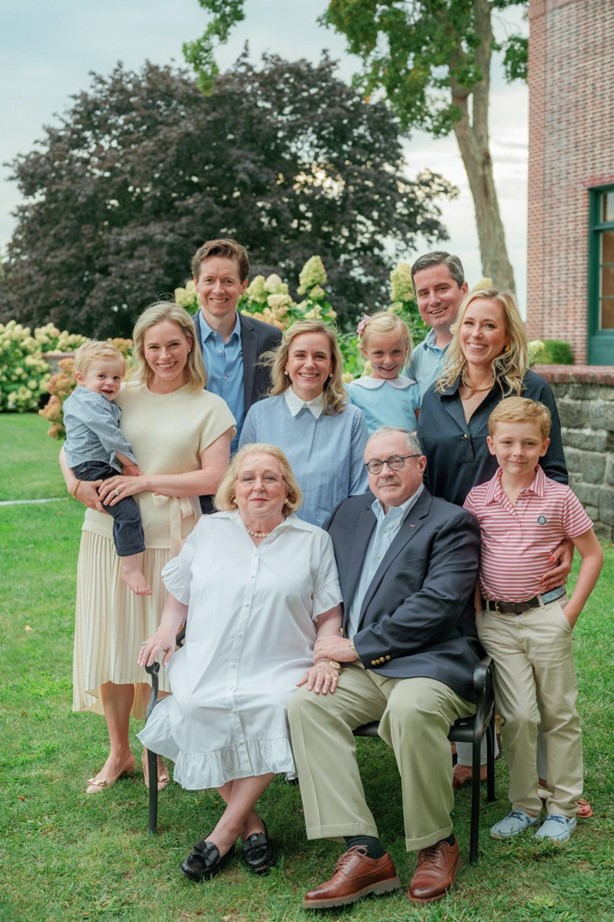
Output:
[364, 454, 421, 475]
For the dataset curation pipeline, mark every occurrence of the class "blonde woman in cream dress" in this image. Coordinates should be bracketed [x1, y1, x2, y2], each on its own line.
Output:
[62, 302, 235, 794]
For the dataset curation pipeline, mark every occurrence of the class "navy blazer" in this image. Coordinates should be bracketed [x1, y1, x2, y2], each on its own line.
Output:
[327, 488, 482, 703]
[193, 310, 282, 412]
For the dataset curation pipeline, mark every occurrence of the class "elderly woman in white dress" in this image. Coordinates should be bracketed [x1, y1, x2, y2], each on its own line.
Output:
[138, 443, 342, 882]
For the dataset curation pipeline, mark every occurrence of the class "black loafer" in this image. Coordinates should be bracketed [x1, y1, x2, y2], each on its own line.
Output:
[242, 826, 276, 873]
[180, 840, 235, 882]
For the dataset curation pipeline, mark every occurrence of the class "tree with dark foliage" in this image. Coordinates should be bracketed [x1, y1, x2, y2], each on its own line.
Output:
[2, 55, 455, 337]
[188, 0, 529, 294]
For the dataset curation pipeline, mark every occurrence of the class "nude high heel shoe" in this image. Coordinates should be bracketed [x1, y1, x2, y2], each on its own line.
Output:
[85, 753, 136, 794]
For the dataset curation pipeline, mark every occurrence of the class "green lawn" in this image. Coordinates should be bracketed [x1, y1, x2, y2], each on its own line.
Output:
[1, 414, 612, 922]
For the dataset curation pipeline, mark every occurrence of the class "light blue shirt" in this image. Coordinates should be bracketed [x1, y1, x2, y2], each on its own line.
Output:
[200, 311, 244, 453]
[239, 393, 369, 527]
[347, 486, 424, 637]
[63, 386, 137, 469]
[346, 376, 420, 434]
[407, 329, 449, 399]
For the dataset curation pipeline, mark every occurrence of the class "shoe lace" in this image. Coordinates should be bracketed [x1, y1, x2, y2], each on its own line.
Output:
[509, 810, 530, 821]
[416, 843, 441, 867]
[336, 846, 368, 872]
[544, 814, 569, 826]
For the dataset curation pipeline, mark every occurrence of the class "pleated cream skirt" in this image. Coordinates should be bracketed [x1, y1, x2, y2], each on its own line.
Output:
[72, 528, 172, 719]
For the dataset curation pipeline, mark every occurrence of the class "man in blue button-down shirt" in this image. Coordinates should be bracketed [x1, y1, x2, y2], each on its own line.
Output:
[191, 239, 282, 510]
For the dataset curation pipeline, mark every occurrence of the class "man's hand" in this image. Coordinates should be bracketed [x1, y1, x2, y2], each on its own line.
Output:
[313, 636, 358, 664]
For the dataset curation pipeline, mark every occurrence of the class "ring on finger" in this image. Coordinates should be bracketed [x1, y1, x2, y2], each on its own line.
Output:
[114, 488, 121, 496]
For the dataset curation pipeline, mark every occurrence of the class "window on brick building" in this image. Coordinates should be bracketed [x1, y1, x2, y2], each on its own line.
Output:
[588, 186, 614, 364]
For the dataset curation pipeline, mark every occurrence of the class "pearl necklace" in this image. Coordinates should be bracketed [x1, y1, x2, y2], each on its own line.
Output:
[246, 522, 282, 538]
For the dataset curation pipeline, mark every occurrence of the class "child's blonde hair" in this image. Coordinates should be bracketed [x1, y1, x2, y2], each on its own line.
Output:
[358, 311, 412, 357]
[488, 396, 552, 440]
[73, 340, 126, 377]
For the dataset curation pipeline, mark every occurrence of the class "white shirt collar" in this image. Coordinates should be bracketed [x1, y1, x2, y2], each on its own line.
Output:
[351, 374, 416, 390]
[284, 388, 325, 418]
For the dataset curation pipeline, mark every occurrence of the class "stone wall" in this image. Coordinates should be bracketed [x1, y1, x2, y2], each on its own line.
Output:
[535, 365, 614, 541]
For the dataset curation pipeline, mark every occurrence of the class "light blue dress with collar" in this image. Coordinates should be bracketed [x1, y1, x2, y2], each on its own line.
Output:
[346, 375, 420, 434]
[239, 393, 369, 527]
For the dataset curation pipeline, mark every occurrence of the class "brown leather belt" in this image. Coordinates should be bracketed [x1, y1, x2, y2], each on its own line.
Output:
[483, 585, 566, 616]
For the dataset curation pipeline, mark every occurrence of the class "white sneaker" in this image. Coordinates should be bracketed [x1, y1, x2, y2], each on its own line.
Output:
[490, 810, 541, 839]
[535, 814, 577, 843]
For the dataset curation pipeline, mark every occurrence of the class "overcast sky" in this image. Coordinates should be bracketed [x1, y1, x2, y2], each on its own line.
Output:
[0, 0, 529, 309]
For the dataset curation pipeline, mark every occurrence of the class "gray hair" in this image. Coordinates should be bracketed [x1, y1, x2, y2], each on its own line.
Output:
[366, 427, 422, 457]
[411, 251, 465, 289]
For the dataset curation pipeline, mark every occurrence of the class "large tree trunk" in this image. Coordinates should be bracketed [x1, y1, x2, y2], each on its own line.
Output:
[450, 0, 516, 293]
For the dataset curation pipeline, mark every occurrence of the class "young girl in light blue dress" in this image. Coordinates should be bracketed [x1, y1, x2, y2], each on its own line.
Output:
[346, 311, 420, 434]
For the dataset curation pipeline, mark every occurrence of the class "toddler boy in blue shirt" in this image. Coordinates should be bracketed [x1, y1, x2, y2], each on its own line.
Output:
[63, 341, 150, 595]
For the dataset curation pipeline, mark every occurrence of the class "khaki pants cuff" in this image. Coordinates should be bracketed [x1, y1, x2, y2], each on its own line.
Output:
[405, 824, 453, 853]
[305, 822, 380, 841]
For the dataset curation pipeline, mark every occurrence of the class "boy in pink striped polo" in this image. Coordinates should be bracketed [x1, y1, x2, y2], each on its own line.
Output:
[464, 397, 603, 844]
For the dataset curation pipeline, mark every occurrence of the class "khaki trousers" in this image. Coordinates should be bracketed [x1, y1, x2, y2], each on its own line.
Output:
[477, 598, 582, 818]
[288, 663, 474, 851]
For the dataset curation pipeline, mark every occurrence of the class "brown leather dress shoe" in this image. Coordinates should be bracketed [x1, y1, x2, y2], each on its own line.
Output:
[407, 839, 460, 903]
[303, 846, 401, 909]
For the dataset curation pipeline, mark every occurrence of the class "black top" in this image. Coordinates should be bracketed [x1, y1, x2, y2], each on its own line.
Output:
[417, 369, 568, 507]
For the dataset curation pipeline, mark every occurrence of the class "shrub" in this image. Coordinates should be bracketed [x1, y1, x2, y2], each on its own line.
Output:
[528, 339, 574, 366]
[0, 321, 52, 412]
[0, 321, 90, 413]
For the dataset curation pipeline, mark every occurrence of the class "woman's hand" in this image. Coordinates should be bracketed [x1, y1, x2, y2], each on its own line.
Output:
[297, 661, 341, 695]
[540, 537, 573, 591]
[75, 479, 106, 511]
[138, 625, 179, 668]
[98, 474, 145, 506]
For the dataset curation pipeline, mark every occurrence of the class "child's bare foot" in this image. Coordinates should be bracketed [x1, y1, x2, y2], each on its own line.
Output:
[121, 561, 152, 596]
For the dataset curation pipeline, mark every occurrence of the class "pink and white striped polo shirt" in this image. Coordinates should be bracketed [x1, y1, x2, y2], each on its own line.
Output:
[464, 465, 592, 602]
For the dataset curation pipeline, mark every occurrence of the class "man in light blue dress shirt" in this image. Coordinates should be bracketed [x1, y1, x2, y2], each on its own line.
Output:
[407, 252, 468, 399]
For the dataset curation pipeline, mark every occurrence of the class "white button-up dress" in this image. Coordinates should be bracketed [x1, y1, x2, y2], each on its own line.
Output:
[138, 511, 341, 790]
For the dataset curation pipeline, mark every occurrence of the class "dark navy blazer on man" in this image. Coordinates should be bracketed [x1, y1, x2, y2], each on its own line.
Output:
[326, 488, 482, 704]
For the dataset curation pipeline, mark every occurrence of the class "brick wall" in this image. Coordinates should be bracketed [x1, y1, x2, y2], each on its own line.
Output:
[527, 0, 614, 362]
[535, 364, 614, 541]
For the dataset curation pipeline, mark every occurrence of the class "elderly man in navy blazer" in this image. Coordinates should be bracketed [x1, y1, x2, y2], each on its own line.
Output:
[288, 426, 481, 908]
[191, 238, 281, 510]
